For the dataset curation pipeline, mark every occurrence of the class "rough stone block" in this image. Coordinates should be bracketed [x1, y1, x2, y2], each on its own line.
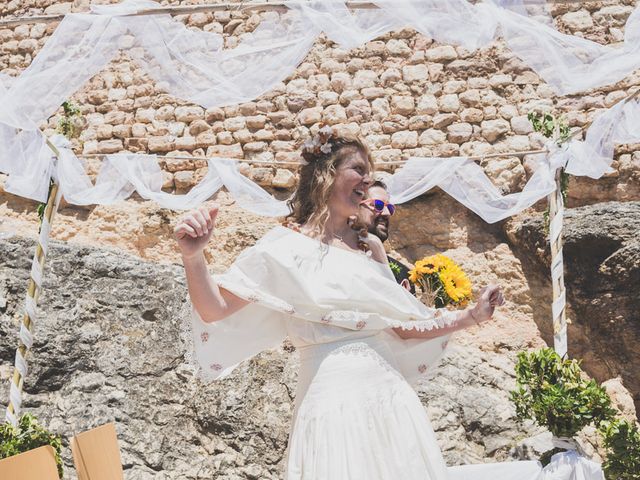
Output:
[206, 143, 244, 159]
[174, 170, 196, 190]
[387, 95, 412, 116]
[195, 131, 217, 148]
[97, 139, 123, 154]
[361, 87, 385, 100]
[391, 131, 418, 149]
[298, 106, 323, 126]
[439, 94, 460, 113]
[419, 129, 447, 146]
[401, 64, 429, 84]
[460, 108, 483, 123]
[510, 115, 533, 135]
[246, 115, 267, 130]
[425, 45, 457, 62]
[353, 70, 378, 89]
[481, 119, 511, 142]
[148, 136, 176, 153]
[432, 113, 457, 129]
[189, 119, 210, 136]
[272, 169, 296, 189]
[250, 167, 274, 186]
[447, 123, 473, 144]
[223, 117, 246, 132]
[175, 106, 205, 123]
[205, 107, 225, 122]
[175, 137, 197, 151]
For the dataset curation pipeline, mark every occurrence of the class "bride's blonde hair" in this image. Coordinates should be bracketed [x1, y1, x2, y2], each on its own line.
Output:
[286, 130, 373, 234]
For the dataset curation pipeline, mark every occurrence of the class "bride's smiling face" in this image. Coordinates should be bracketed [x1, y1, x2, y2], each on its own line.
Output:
[328, 147, 373, 218]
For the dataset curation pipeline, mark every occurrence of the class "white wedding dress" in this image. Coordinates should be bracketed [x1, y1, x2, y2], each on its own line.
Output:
[183, 226, 544, 479]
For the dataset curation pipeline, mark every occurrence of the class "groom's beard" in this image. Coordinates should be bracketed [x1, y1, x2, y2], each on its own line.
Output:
[369, 216, 389, 243]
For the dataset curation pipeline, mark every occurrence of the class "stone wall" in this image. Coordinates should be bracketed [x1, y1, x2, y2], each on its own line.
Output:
[1, 0, 639, 203]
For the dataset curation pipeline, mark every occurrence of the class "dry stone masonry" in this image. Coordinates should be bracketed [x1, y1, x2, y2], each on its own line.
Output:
[0, 0, 639, 206]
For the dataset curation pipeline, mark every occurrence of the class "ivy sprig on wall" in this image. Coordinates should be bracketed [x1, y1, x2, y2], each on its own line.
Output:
[528, 111, 571, 231]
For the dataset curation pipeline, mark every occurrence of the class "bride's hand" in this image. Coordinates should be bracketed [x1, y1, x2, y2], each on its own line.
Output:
[471, 284, 505, 324]
[174, 204, 219, 259]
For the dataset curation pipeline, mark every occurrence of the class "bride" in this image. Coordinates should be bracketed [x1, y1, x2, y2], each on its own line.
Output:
[175, 128, 504, 479]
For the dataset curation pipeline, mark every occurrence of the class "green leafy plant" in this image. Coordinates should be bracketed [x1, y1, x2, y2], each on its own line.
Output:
[56, 100, 84, 139]
[0, 413, 64, 477]
[600, 418, 640, 480]
[528, 112, 570, 145]
[511, 348, 616, 439]
[388, 259, 402, 277]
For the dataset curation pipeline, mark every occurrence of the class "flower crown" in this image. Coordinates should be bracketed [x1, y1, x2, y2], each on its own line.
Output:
[301, 125, 334, 163]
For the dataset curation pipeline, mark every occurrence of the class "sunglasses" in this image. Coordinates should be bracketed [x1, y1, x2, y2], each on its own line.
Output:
[360, 198, 396, 216]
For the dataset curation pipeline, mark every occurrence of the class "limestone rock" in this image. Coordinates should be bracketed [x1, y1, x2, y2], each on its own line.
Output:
[175, 106, 205, 123]
[250, 167, 274, 186]
[391, 131, 418, 149]
[447, 123, 473, 144]
[298, 107, 323, 126]
[419, 129, 447, 146]
[562, 10, 594, 30]
[391, 96, 415, 116]
[322, 104, 347, 125]
[174, 170, 196, 190]
[97, 139, 123, 154]
[481, 119, 510, 142]
[593, 6, 633, 28]
[272, 169, 296, 189]
[506, 202, 640, 414]
[402, 64, 429, 84]
[425, 45, 457, 62]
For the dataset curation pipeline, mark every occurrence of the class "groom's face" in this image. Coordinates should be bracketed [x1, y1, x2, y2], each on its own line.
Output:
[362, 186, 391, 243]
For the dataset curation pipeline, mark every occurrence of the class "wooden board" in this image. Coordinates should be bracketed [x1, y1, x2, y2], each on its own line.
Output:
[71, 423, 124, 480]
[0, 445, 60, 479]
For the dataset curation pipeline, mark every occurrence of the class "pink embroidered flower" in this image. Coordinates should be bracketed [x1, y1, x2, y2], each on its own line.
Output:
[320, 315, 332, 324]
[200, 332, 209, 343]
[210, 363, 223, 371]
[356, 320, 366, 330]
[418, 364, 427, 374]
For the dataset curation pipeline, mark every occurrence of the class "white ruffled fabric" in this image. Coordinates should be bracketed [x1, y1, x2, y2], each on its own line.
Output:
[287, 334, 450, 479]
[184, 225, 455, 385]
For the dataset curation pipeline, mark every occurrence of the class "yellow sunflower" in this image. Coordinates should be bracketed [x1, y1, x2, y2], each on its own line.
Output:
[408, 268, 421, 284]
[439, 266, 472, 303]
[414, 259, 436, 275]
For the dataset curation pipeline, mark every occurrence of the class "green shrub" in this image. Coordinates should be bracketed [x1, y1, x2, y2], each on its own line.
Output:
[511, 348, 616, 439]
[600, 418, 640, 480]
[0, 413, 63, 477]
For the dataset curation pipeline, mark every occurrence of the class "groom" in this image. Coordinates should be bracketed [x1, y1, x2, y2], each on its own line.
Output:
[359, 180, 414, 293]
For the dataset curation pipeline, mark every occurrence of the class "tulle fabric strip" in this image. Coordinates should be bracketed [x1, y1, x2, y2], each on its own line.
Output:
[1, 0, 640, 216]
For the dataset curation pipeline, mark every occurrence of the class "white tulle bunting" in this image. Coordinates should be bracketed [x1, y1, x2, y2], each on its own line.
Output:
[1, 0, 640, 222]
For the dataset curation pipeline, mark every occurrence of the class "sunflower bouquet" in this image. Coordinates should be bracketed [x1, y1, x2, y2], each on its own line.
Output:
[408, 254, 472, 308]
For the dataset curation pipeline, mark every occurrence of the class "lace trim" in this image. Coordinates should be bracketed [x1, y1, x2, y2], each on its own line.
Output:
[320, 308, 459, 332]
[329, 342, 403, 380]
[178, 296, 202, 379]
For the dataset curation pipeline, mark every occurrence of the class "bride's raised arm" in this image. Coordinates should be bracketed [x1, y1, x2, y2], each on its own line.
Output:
[174, 205, 249, 323]
[393, 284, 505, 340]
